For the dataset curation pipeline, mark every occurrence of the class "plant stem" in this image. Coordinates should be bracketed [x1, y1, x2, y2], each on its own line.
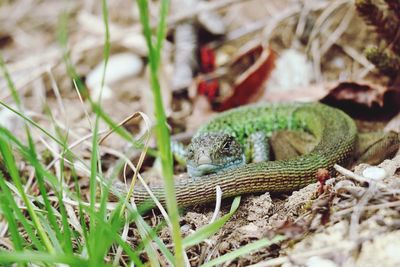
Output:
[136, 0, 185, 265]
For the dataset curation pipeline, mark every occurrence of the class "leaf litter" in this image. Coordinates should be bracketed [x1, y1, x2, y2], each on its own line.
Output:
[1, 0, 400, 266]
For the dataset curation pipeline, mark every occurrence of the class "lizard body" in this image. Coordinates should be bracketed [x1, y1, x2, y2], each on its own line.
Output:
[124, 103, 364, 207]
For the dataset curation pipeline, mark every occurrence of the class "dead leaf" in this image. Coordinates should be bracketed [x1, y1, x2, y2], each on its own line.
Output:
[263, 80, 400, 119]
[321, 81, 400, 118]
[323, 81, 388, 107]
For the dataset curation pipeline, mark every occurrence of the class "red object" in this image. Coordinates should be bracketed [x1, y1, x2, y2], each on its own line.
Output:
[216, 46, 275, 111]
[197, 45, 219, 101]
[200, 46, 216, 73]
[196, 44, 275, 109]
[316, 168, 330, 195]
[198, 78, 219, 101]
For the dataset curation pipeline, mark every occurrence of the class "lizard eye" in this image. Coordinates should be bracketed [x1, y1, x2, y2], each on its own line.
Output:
[222, 140, 231, 150]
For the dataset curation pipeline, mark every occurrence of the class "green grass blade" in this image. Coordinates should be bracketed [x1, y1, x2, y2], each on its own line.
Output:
[134, 216, 161, 267]
[70, 159, 90, 246]
[0, 101, 65, 148]
[0, 125, 75, 254]
[0, 55, 22, 107]
[0, 124, 72, 254]
[136, 0, 185, 265]
[57, 191, 74, 254]
[0, 62, 156, 159]
[101, 0, 110, 89]
[137, 0, 154, 56]
[40, 213, 63, 253]
[0, 191, 25, 251]
[131, 208, 175, 266]
[86, 1, 113, 263]
[26, 136, 64, 250]
[56, 5, 146, 264]
[58, 9, 88, 98]
[42, 106, 74, 255]
[99, 176, 175, 265]
[0, 136, 55, 253]
[57, 8, 156, 156]
[200, 236, 286, 267]
[0, 251, 91, 266]
[86, 113, 105, 265]
[183, 196, 241, 248]
[0, 192, 27, 267]
[90, 98, 158, 157]
[86, 204, 145, 266]
[0, 127, 61, 191]
[154, 0, 169, 68]
[88, 116, 100, 226]
[0, 172, 44, 251]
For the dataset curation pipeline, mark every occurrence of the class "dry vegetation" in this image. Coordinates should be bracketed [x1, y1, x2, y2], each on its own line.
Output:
[1, 0, 400, 266]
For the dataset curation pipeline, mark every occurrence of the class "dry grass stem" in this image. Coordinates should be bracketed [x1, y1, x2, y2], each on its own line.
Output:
[210, 186, 223, 224]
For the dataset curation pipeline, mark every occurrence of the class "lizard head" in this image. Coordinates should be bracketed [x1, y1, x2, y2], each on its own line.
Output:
[186, 132, 245, 177]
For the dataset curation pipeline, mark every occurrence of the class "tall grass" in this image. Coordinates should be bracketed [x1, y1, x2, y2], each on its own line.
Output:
[0, 0, 284, 266]
[135, 0, 185, 265]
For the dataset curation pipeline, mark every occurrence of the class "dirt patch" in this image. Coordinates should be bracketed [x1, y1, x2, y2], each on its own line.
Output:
[144, 154, 400, 266]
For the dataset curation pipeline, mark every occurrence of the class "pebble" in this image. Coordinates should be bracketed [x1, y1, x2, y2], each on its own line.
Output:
[362, 166, 387, 180]
[86, 52, 143, 99]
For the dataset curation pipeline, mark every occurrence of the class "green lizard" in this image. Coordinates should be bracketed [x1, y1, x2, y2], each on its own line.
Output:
[112, 102, 399, 207]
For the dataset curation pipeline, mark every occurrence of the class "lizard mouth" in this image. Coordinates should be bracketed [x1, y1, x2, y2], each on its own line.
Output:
[187, 164, 220, 177]
[187, 155, 246, 177]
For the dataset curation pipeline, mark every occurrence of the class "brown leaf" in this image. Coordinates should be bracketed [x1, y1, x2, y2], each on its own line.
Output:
[264, 81, 392, 106]
[321, 81, 400, 118]
[324, 81, 387, 107]
[263, 80, 400, 118]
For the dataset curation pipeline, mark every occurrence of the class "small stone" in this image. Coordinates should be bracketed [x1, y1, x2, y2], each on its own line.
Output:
[86, 52, 143, 99]
[362, 166, 387, 180]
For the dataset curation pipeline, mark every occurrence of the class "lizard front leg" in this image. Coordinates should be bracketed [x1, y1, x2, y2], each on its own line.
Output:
[246, 132, 271, 163]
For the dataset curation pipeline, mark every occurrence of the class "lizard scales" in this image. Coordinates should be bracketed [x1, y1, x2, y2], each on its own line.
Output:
[130, 103, 357, 207]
